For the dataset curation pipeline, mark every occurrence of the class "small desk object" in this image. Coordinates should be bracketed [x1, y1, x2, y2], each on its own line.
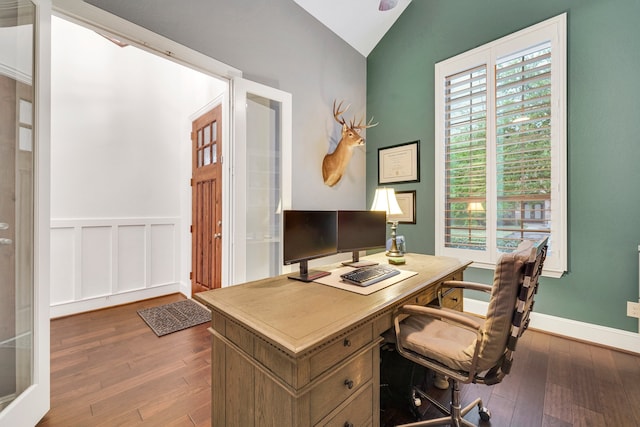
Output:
[195, 252, 470, 427]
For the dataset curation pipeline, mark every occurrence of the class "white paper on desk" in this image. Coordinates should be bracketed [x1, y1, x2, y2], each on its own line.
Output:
[313, 266, 418, 295]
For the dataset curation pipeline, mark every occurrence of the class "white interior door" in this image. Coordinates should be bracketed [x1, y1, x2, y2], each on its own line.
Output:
[231, 78, 292, 285]
[0, 0, 51, 425]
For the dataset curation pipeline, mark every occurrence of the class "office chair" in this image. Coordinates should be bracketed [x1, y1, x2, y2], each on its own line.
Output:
[391, 238, 548, 426]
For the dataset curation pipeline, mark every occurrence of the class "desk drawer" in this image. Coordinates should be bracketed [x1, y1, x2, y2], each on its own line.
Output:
[317, 382, 373, 427]
[441, 288, 463, 311]
[310, 347, 374, 424]
[309, 324, 373, 380]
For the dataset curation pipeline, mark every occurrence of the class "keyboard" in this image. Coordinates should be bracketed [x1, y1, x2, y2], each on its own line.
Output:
[340, 265, 400, 287]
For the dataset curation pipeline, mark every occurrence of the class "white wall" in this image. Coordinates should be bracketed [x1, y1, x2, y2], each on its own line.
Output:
[49, 16, 226, 316]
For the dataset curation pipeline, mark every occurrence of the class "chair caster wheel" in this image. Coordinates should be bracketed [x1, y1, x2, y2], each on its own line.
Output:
[411, 390, 422, 407]
[479, 406, 491, 421]
[434, 374, 449, 390]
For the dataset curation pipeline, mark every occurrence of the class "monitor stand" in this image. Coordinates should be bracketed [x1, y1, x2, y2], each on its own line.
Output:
[288, 260, 330, 282]
[341, 251, 378, 268]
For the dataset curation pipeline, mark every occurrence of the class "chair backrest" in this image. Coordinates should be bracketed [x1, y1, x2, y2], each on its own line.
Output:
[475, 238, 548, 382]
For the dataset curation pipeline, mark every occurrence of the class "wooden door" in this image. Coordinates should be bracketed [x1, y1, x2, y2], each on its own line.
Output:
[191, 105, 223, 294]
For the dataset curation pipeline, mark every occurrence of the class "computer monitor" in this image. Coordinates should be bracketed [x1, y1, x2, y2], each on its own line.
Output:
[283, 210, 338, 282]
[337, 210, 388, 267]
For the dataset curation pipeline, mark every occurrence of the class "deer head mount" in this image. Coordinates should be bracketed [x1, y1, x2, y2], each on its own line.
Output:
[322, 100, 378, 187]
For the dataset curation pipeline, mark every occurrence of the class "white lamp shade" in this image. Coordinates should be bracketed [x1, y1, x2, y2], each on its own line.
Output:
[371, 187, 403, 216]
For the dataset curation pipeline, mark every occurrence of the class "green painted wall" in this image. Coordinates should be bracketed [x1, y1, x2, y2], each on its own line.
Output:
[366, 0, 640, 332]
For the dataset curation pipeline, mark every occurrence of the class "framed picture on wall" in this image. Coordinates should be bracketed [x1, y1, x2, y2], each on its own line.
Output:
[389, 190, 416, 224]
[378, 140, 420, 184]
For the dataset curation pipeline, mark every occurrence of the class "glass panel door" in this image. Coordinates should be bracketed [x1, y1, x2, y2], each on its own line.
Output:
[0, 0, 50, 424]
[232, 79, 292, 284]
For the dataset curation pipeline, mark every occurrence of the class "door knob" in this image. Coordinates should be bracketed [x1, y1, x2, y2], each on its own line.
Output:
[214, 233, 221, 239]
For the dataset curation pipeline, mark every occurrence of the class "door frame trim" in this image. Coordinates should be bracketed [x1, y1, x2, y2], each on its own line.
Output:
[52, 0, 242, 80]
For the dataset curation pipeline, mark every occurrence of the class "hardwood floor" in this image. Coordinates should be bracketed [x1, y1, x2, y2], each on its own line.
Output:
[38, 294, 211, 427]
[38, 294, 640, 427]
[381, 329, 640, 427]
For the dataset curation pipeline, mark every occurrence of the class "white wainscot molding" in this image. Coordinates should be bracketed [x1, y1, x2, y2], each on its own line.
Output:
[464, 298, 640, 354]
[50, 218, 181, 317]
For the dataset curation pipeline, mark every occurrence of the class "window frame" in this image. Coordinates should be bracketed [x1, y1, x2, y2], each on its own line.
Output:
[434, 14, 567, 278]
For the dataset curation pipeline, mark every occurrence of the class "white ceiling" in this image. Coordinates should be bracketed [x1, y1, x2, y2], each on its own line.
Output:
[293, 0, 412, 57]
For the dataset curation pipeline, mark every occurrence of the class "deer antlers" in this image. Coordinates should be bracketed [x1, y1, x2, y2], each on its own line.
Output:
[333, 100, 378, 131]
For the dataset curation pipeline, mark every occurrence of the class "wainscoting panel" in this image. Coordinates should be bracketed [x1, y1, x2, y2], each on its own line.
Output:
[150, 224, 175, 286]
[81, 226, 112, 299]
[50, 218, 181, 318]
[50, 227, 75, 305]
[117, 225, 146, 293]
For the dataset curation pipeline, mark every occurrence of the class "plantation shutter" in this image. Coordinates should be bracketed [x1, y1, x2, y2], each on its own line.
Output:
[444, 64, 488, 251]
[494, 43, 552, 251]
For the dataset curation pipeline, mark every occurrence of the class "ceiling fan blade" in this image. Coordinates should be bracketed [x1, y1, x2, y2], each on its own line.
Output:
[379, 0, 399, 12]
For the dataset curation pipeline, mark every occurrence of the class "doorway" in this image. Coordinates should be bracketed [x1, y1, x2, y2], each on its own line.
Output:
[48, 15, 228, 315]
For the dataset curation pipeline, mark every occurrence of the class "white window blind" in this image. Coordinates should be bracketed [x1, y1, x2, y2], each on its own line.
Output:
[495, 44, 552, 251]
[435, 14, 566, 277]
[444, 65, 488, 251]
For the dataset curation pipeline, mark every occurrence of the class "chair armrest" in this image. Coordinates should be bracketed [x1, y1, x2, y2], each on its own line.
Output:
[395, 304, 482, 332]
[442, 280, 492, 294]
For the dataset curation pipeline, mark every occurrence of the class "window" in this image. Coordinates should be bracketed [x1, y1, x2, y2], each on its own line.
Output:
[435, 14, 566, 277]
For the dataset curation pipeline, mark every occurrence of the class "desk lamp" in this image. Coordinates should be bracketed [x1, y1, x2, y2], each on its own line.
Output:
[371, 187, 404, 257]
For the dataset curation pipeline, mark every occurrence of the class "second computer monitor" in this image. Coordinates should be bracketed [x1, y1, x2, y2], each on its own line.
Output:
[337, 210, 388, 267]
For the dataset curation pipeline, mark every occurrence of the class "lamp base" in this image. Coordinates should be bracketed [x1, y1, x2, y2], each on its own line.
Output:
[386, 221, 404, 257]
[386, 249, 404, 257]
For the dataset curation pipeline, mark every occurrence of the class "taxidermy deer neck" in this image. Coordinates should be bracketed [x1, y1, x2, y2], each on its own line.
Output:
[322, 100, 377, 187]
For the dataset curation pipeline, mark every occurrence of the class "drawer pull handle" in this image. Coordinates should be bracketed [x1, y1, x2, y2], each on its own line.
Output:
[452, 297, 458, 302]
[344, 379, 354, 389]
[343, 338, 351, 347]
[344, 422, 354, 427]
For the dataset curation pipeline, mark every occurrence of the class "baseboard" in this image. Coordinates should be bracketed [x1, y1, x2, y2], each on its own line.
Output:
[464, 298, 640, 354]
[50, 283, 180, 318]
[179, 280, 191, 298]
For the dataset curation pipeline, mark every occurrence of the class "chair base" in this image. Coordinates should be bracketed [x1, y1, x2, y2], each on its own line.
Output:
[395, 379, 490, 427]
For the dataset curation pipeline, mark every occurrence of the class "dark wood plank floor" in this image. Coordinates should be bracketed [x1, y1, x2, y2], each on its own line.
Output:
[38, 294, 640, 427]
[38, 294, 211, 427]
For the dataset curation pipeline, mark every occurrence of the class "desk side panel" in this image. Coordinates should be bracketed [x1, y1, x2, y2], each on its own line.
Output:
[255, 369, 296, 426]
[211, 331, 226, 426]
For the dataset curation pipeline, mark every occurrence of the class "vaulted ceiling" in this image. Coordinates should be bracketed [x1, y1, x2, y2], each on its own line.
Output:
[293, 0, 412, 57]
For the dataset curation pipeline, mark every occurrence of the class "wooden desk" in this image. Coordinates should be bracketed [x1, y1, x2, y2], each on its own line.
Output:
[195, 253, 470, 427]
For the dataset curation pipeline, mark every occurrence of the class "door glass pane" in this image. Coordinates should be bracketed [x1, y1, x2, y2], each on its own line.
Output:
[0, 0, 35, 413]
[203, 123, 210, 144]
[244, 94, 282, 281]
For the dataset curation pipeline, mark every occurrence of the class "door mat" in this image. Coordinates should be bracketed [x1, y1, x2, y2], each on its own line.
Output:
[137, 299, 211, 337]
